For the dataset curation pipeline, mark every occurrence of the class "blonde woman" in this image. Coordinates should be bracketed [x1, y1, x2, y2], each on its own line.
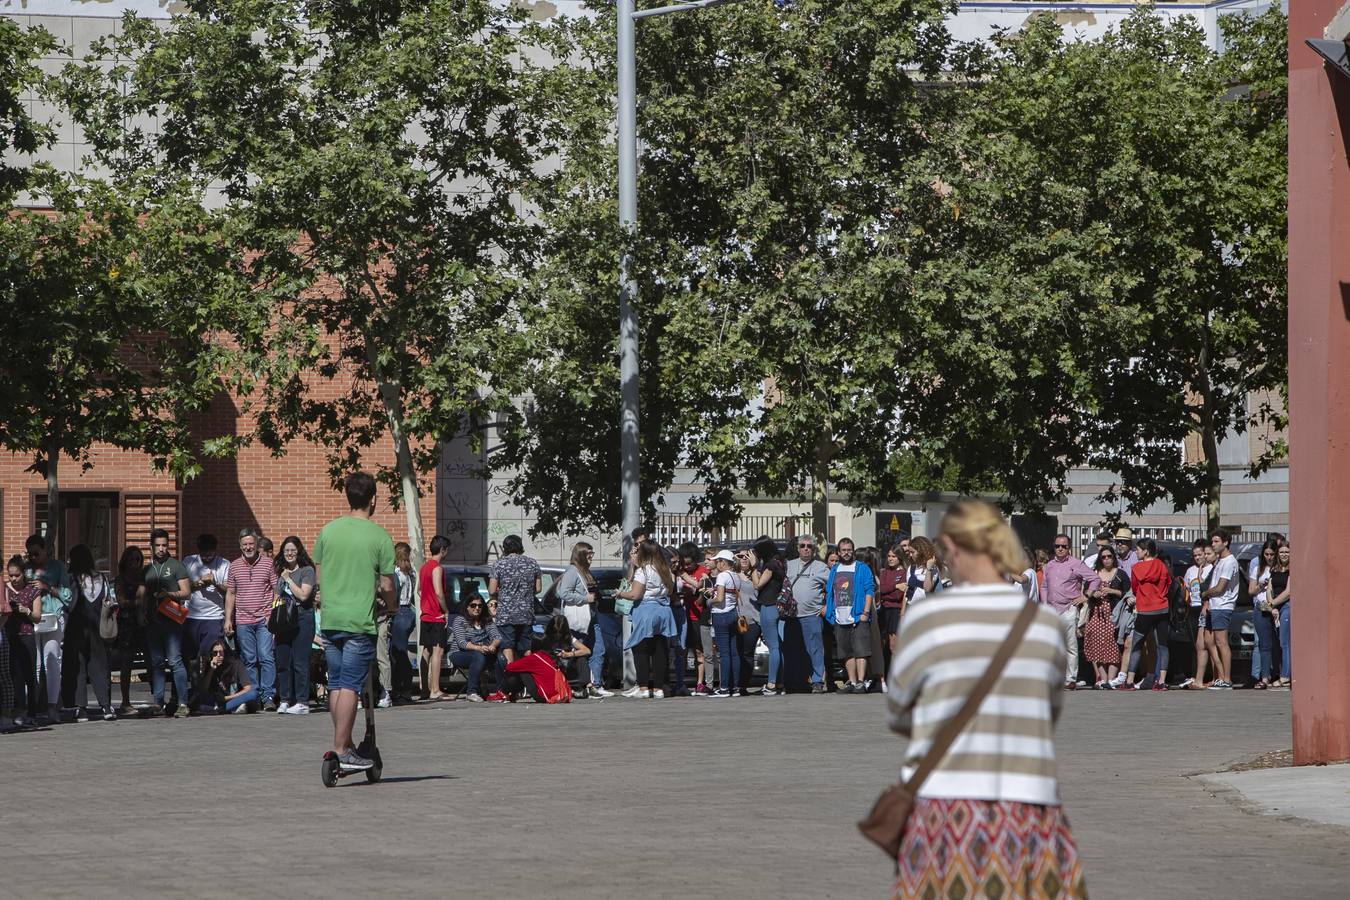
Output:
[390, 542, 418, 703]
[887, 500, 1087, 899]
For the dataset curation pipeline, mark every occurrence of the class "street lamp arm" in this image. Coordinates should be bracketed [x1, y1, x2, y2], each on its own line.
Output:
[632, 0, 746, 21]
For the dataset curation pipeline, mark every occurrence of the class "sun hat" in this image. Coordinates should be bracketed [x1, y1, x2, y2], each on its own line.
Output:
[1113, 526, 1135, 542]
[712, 549, 736, 562]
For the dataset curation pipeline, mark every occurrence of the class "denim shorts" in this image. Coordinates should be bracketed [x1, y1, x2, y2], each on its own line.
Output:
[1207, 609, 1233, 631]
[322, 630, 376, 693]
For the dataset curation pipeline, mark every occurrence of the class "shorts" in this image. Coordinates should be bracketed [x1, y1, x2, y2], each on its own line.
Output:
[880, 606, 903, 638]
[419, 620, 448, 649]
[496, 623, 534, 657]
[834, 622, 872, 659]
[684, 622, 704, 653]
[322, 630, 376, 693]
[1207, 608, 1233, 631]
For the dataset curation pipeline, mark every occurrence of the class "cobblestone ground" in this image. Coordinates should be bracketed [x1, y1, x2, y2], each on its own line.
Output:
[0, 691, 1344, 899]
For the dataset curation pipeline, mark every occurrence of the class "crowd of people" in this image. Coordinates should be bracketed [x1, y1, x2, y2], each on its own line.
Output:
[0, 504, 1293, 731]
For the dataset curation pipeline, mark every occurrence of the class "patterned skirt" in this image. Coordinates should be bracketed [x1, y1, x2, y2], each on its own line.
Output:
[895, 798, 1088, 900]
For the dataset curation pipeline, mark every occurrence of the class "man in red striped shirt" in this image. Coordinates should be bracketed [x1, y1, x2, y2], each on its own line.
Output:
[225, 528, 279, 711]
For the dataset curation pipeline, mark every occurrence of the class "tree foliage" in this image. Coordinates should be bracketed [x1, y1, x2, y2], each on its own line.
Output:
[64, 0, 561, 560]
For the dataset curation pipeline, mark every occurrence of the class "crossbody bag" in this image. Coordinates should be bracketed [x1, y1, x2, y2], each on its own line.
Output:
[858, 598, 1040, 859]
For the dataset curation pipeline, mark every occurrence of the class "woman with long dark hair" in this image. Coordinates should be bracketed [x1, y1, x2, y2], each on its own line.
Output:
[66, 544, 114, 721]
[273, 535, 317, 715]
[193, 638, 257, 714]
[112, 546, 146, 714]
[448, 593, 501, 701]
[1082, 546, 1124, 689]
[389, 542, 418, 704]
[4, 554, 41, 724]
[750, 536, 785, 696]
[1269, 544, 1292, 687]
[1247, 539, 1279, 688]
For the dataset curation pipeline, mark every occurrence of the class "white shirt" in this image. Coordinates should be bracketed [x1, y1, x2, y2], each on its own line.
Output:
[1210, 554, 1240, 611]
[1184, 564, 1211, 608]
[1021, 568, 1038, 603]
[183, 554, 231, 621]
[713, 570, 739, 614]
[1247, 558, 1270, 607]
[634, 564, 670, 602]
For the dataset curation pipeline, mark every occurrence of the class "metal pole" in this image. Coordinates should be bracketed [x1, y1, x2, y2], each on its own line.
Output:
[617, 0, 641, 538]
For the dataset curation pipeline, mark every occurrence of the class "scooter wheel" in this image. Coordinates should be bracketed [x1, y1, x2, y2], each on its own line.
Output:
[365, 747, 383, 784]
[321, 753, 340, 788]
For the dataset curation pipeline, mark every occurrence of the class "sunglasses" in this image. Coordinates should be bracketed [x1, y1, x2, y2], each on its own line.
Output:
[798, 543, 814, 548]
[467, 602, 483, 608]
[1054, 543, 1070, 549]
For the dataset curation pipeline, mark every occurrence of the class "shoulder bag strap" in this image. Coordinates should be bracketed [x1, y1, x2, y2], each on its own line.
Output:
[902, 599, 1040, 794]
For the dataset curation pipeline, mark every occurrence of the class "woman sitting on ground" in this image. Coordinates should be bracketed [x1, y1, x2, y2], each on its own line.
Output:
[449, 595, 502, 702]
[497, 616, 590, 703]
[193, 639, 257, 715]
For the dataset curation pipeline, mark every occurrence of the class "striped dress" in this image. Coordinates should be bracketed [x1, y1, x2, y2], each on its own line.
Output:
[887, 583, 1088, 899]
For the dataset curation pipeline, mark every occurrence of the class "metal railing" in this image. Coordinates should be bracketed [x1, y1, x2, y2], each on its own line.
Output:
[1062, 525, 1274, 558]
[654, 513, 836, 549]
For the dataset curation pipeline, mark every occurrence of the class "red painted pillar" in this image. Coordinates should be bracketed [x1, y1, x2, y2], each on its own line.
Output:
[1289, 0, 1350, 765]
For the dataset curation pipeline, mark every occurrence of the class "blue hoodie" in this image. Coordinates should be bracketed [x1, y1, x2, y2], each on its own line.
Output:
[824, 561, 875, 625]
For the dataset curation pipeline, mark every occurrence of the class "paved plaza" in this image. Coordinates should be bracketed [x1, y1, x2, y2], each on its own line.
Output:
[1, 691, 1347, 899]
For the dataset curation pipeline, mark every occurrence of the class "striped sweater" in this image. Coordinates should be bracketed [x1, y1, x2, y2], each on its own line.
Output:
[886, 583, 1068, 806]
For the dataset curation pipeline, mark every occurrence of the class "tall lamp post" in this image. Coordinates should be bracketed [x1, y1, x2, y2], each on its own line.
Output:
[616, 0, 746, 538]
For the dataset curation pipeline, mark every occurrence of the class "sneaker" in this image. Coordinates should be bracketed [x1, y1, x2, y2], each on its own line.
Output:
[1108, 672, 1127, 688]
[1151, 682, 1169, 692]
[762, 686, 779, 697]
[75, 708, 90, 723]
[466, 693, 484, 702]
[621, 685, 646, 699]
[593, 684, 615, 698]
[1075, 679, 1089, 688]
[173, 704, 191, 719]
[378, 692, 393, 709]
[147, 702, 166, 718]
[811, 682, 826, 694]
[277, 702, 291, 714]
[1098, 681, 1115, 691]
[101, 707, 116, 722]
[1116, 682, 1140, 692]
[1138, 676, 1155, 690]
[484, 691, 509, 703]
[117, 703, 137, 717]
[263, 699, 279, 713]
[649, 689, 665, 699]
[286, 703, 311, 715]
[710, 688, 731, 698]
[231, 704, 250, 715]
[337, 749, 374, 772]
[693, 683, 710, 696]
[1178, 677, 1195, 689]
[1208, 680, 1233, 690]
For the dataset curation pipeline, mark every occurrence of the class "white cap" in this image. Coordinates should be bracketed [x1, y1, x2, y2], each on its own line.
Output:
[712, 549, 736, 562]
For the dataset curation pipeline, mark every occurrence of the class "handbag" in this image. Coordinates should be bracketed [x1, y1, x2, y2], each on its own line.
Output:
[268, 596, 300, 640]
[156, 596, 188, 625]
[99, 595, 119, 641]
[857, 598, 1040, 859]
[735, 615, 749, 635]
[778, 566, 803, 617]
[614, 598, 634, 616]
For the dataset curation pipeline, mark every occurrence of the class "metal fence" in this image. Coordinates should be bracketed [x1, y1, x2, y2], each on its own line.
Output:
[1062, 525, 1274, 558]
[654, 513, 836, 549]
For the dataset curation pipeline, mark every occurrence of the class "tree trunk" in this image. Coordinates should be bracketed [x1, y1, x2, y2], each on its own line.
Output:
[811, 428, 834, 549]
[368, 343, 427, 570]
[1196, 326, 1222, 534]
[46, 427, 61, 557]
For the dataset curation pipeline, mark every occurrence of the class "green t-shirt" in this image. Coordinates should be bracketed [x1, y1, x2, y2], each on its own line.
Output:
[144, 556, 190, 600]
[312, 515, 395, 636]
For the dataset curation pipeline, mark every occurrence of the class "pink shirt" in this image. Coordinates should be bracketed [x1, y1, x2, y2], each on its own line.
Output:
[1041, 556, 1100, 614]
[228, 554, 278, 626]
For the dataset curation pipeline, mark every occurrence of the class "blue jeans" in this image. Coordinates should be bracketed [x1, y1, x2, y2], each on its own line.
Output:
[1252, 609, 1275, 681]
[147, 614, 189, 707]
[798, 613, 826, 684]
[236, 621, 277, 703]
[712, 611, 741, 690]
[590, 613, 623, 687]
[275, 608, 316, 705]
[390, 606, 417, 695]
[448, 649, 496, 695]
[197, 686, 258, 715]
[1279, 604, 1291, 680]
[760, 603, 782, 685]
[322, 631, 376, 693]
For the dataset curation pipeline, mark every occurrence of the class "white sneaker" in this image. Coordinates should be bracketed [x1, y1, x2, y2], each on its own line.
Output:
[277, 702, 291, 714]
[466, 693, 484, 702]
[648, 689, 665, 699]
[589, 685, 614, 698]
[620, 685, 645, 698]
[1178, 677, 1195, 689]
[1108, 672, 1127, 688]
[377, 692, 392, 709]
[285, 702, 311, 715]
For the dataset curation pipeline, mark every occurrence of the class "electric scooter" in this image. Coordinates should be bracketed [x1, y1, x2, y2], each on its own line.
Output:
[321, 669, 383, 787]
